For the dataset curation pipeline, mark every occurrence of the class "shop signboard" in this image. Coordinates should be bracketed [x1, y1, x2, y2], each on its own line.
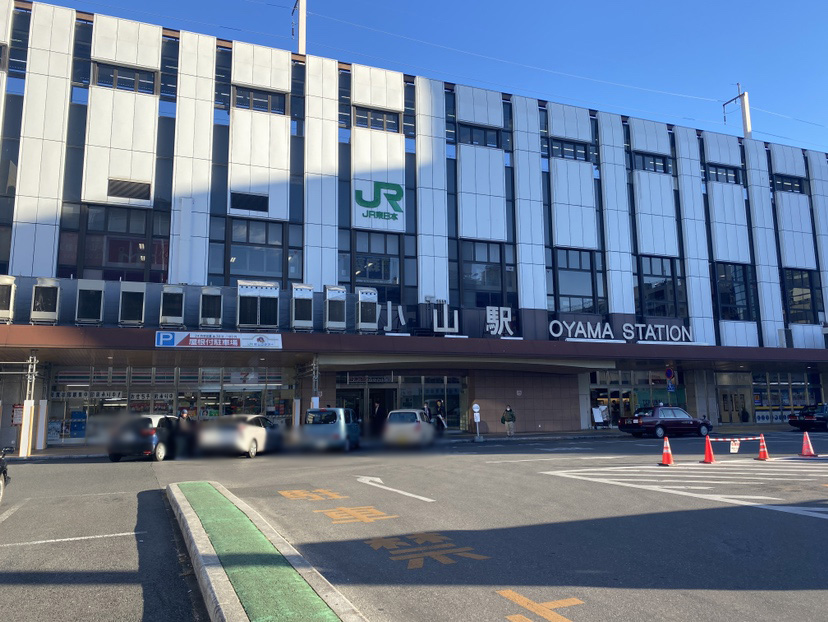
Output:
[155, 332, 283, 350]
[51, 391, 123, 399]
[12, 403, 22, 425]
[548, 319, 694, 343]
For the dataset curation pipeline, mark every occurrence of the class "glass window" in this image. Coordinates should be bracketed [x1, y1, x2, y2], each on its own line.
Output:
[636, 255, 686, 318]
[715, 263, 757, 321]
[785, 269, 823, 324]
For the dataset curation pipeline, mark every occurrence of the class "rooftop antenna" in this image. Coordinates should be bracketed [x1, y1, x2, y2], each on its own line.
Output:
[292, 0, 306, 55]
[723, 82, 752, 139]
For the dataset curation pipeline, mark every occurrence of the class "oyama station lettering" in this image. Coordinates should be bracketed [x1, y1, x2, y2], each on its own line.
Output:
[549, 320, 693, 343]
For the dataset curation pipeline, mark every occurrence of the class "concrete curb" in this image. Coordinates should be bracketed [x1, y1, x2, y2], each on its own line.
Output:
[8, 453, 107, 462]
[166, 483, 248, 622]
[211, 482, 368, 622]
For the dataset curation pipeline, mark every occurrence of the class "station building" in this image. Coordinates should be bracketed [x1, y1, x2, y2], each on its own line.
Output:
[0, 0, 826, 450]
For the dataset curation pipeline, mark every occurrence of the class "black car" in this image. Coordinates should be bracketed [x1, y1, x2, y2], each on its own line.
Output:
[0, 445, 10, 506]
[108, 415, 177, 462]
[619, 405, 713, 438]
[788, 404, 828, 431]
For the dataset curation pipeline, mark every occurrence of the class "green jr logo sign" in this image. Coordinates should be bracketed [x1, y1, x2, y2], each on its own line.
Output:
[355, 182, 404, 221]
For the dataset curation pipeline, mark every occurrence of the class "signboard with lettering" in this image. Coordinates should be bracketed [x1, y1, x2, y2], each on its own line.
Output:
[155, 332, 283, 350]
[353, 180, 406, 233]
[548, 320, 693, 343]
[51, 391, 123, 400]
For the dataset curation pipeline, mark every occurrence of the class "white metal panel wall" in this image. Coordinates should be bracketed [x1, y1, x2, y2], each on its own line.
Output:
[455, 85, 502, 127]
[351, 126, 406, 232]
[231, 42, 290, 92]
[0, 0, 12, 45]
[84, 15, 161, 210]
[702, 131, 741, 167]
[512, 95, 546, 310]
[719, 320, 760, 347]
[415, 77, 449, 302]
[770, 143, 806, 178]
[304, 55, 339, 291]
[168, 31, 216, 285]
[776, 191, 816, 270]
[675, 126, 715, 346]
[744, 138, 785, 346]
[708, 181, 751, 264]
[550, 158, 598, 249]
[633, 170, 679, 257]
[228, 108, 291, 221]
[10, 3, 74, 278]
[598, 112, 635, 314]
[790, 324, 824, 349]
[351, 64, 403, 112]
[91, 14, 161, 70]
[547, 103, 591, 143]
[629, 118, 670, 155]
[457, 143, 507, 241]
[806, 150, 828, 314]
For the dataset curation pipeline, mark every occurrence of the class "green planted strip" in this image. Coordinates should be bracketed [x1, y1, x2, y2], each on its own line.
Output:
[179, 482, 339, 622]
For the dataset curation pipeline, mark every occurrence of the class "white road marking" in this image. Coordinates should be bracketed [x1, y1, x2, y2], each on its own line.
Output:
[539, 447, 595, 452]
[657, 486, 712, 490]
[486, 456, 620, 464]
[0, 531, 147, 548]
[0, 500, 25, 525]
[355, 476, 435, 502]
[543, 460, 828, 520]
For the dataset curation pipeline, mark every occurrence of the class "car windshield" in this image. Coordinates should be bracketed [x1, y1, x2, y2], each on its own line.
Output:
[633, 408, 653, 417]
[306, 410, 338, 424]
[388, 411, 418, 424]
[800, 406, 817, 416]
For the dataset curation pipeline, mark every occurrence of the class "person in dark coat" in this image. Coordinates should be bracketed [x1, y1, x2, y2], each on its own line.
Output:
[433, 400, 447, 437]
[371, 400, 386, 436]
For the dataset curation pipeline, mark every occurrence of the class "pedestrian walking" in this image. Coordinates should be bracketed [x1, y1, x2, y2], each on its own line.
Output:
[501, 405, 516, 437]
[422, 402, 431, 421]
[371, 400, 386, 437]
[433, 399, 447, 437]
[176, 408, 195, 458]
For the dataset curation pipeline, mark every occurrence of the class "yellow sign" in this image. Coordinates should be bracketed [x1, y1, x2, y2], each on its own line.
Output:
[278, 489, 348, 501]
[313, 506, 399, 524]
[365, 532, 489, 570]
[497, 590, 584, 622]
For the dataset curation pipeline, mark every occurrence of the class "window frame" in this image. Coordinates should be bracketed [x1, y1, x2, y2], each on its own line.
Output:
[93, 62, 157, 95]
[232, 85, 287, 115]
[353, 106, 400, 133]
[714, 262, 758, 322]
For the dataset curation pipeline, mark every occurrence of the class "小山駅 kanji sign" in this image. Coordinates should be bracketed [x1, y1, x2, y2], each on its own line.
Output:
[155, 331, 283, 349]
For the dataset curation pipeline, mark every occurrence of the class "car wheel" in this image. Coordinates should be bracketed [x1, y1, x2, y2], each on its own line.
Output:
[654, 426, 665, 439]
[153, 442, 167, 462]
[247, 440, 258, 459]
[108, 454, 122, 462]
[698, 424, 710, 437]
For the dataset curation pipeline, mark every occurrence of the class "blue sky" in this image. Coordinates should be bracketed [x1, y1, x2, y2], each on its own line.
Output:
[52, 0, 828, 151]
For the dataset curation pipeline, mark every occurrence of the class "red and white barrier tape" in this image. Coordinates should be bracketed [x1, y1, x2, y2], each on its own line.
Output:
[709, 436, 761, 442]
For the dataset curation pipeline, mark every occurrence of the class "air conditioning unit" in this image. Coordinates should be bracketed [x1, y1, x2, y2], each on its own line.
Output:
[119, 281, 146, 327]
[356, 287, 379, 333]
[200, 286, 223, 328]
[291, 283, 314, 331]
[75, 279, 105, 325]
[324, 285, 347, 332]
[159, 285, 185, 327]
[237, 280, 279, 329]
[30, 278, 60, 325]
[0, 275, 16, 324]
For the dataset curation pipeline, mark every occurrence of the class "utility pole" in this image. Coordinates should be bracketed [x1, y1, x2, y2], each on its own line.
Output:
[292, 0, 306, 55]
[723, 83, 752, 139]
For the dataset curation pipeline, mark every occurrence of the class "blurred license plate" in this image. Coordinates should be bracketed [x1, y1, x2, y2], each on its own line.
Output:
[121, 432, 136, 442]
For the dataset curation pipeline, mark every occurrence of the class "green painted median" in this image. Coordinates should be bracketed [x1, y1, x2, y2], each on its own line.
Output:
[179, 482, 339, 622]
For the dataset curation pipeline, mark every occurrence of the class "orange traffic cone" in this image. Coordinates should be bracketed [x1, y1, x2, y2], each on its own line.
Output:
[659, 437, 674, 466]
[799, 432, 819, 457]
[699, 436, 716, 464]
[755, 434, 770, 461]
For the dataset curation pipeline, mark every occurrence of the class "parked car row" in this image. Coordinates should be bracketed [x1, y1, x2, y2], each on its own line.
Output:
[106, 406, 439, 462]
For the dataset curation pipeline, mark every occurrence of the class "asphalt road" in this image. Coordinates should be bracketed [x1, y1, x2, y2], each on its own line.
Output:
[2, 429, 827, 621]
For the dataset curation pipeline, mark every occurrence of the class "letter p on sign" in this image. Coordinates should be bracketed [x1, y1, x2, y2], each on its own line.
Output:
[156, 331, 176, 347]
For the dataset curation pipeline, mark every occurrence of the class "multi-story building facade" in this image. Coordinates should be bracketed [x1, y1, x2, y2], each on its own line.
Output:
[0, 0, 826, 450]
